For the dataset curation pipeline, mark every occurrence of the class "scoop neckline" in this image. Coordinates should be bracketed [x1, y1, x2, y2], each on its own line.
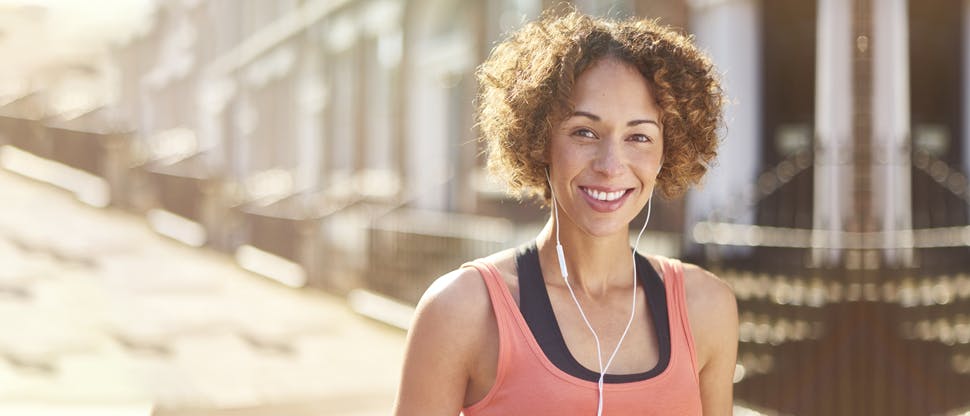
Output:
[483, 255, 681, 390]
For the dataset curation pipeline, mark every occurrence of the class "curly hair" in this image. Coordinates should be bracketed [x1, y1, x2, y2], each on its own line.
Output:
[476, 7, 724, 201]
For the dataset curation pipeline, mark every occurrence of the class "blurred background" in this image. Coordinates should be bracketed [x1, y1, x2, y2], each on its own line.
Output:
[0, 0, 968, 415]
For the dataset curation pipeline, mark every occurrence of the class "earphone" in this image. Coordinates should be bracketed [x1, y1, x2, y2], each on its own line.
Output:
[545, 167, 654, 416]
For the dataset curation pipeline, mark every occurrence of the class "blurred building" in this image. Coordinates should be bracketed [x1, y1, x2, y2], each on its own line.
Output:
[1, 0, 969, 415]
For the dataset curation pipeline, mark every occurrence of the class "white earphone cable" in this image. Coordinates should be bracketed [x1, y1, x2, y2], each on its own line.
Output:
[547, 169, 653, 416]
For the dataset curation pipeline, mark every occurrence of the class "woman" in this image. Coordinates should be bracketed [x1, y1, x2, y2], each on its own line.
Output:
[394, 8, 737, 416]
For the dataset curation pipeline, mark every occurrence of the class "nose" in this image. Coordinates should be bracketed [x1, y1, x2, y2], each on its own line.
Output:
[591, 139, 625, 177]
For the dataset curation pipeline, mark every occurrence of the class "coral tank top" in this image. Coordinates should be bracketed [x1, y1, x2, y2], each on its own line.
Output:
[460, 256, 703, 416]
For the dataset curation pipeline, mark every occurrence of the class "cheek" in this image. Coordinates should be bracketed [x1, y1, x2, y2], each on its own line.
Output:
[548, 140, 583, 168]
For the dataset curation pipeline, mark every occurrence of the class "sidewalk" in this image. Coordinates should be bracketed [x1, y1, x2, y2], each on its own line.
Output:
[0, 168, 405, 415]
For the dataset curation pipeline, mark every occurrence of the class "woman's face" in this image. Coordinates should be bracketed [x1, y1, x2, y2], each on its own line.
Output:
[548, 57, 664, 238]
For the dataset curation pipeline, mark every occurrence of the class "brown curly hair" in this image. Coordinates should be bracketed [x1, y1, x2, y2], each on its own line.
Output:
[476, 7, 724, 201]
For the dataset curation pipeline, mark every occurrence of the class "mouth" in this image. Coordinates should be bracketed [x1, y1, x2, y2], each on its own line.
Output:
[579, 186, 634, 212]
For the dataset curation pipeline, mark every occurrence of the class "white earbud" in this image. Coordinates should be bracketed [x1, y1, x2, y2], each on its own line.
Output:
[545, 169, 570, 279]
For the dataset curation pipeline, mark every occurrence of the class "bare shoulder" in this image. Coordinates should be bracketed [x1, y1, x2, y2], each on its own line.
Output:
[410, 248, 516, 347]
[680, 263, 737, 314]
[679, 263, 738, 369]
[414, 266, 493, 338]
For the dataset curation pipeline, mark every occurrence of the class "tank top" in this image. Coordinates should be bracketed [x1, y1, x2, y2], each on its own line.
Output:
[516, 243, 671, 383]
[460, 255, 703, 416]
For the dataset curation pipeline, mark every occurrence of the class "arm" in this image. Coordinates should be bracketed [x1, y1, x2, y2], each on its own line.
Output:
[683, 265, 739, 416]
[393, 268, 492, 416]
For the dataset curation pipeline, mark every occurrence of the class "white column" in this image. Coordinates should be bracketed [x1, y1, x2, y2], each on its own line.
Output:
[407, 58, 447, 211]
[197, 71, 237, 174]
[405, 0, 472, 211]
[812, 0, 854, 266]
[296, 49, 323, 193]
[234, 92, 255, 180]
[685, 0, 761, 255]
[871, 0, 912, 266]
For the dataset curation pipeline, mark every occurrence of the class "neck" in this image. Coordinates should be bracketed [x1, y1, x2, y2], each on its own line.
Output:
[536, 216, 636, 299]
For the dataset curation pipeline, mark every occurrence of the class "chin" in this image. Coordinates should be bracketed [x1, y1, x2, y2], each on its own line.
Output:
[580, 218, 634, 239]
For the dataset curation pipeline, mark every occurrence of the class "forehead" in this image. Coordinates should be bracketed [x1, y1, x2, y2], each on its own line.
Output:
[570, 58, 660, 119]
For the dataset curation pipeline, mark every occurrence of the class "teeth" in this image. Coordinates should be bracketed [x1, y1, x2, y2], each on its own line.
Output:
[584, 188, 625, 202]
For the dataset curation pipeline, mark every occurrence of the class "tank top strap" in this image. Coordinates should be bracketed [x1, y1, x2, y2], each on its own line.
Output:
[461, 260, 516, 313]
[655, 256, 701, 382]
[459, 260, 522, 410]
[460, 259, 519, 346]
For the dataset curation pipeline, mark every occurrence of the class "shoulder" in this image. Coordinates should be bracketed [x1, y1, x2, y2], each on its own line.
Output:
[678, 262, 738, 369]
[400, 265, 495, 390]
[680, 263, 736, 314]
[413, 266, 494, 339]
[396, 259, 507, 413]
[646, 256, 735, 309]
[420, 248, 517, 310]
[409, 248, 517, 350]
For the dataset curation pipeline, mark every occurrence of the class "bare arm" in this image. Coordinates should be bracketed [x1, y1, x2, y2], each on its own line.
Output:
[684, 265, 739, 416]
[393, 268, 491, 416]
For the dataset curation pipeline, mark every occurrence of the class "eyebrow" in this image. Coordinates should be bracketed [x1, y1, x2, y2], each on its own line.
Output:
[571, 111, 661, 128]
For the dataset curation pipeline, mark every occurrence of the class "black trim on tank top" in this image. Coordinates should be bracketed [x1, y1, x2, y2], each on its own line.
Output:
[516, 242, 672, 383]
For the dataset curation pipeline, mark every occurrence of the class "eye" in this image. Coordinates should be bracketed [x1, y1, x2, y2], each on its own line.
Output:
[571, 128, 597, 139]
[629, 134, 653, 143]
[573, 128, 596, 138]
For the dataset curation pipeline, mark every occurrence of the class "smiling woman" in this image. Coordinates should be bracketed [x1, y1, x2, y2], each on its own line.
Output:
[394, 6, 737, 416]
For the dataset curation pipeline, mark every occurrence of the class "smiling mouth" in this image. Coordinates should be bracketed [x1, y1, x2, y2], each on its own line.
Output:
[580, 187, 632, 202]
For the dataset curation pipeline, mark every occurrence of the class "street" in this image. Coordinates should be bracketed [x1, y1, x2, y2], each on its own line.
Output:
[0, 169, 405, 416]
